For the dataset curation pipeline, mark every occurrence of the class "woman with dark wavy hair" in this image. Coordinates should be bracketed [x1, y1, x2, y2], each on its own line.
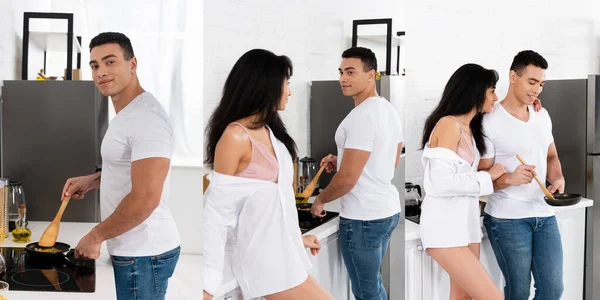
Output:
[202, 49, 332, 300]
[419, 63, 506, 299]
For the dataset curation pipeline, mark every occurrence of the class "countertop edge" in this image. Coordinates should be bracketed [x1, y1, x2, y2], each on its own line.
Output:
[406, 198, 594, 242]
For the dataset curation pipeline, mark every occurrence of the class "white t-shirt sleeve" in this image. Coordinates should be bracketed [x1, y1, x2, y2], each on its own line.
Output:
[481, 121, 495, 159]
[398, 118, 404, 144]
[343, 110, 377, 152]
[127, 110, 174, 161]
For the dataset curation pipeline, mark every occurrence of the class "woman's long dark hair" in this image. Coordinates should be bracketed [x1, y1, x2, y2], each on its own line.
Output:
[204, 49, 297, 169]
[421, 63, 498, 155]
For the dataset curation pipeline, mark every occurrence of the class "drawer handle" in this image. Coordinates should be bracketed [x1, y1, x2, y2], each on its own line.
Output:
[417, 245, 423, 251]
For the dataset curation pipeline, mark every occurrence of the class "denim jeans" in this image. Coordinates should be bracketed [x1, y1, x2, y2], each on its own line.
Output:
[111, 246, 181, 300]
[339, 213, 400, 300]
[484, 214, 563, 300]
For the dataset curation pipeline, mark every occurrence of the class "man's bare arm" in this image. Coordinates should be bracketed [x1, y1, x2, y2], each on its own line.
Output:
[89, 157, 169, 241]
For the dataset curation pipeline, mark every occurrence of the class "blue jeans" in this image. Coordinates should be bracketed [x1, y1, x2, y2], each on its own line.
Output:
[484, 214, 563, 300]
[339, 213, 400, 300]
[111, 246, 181, 300]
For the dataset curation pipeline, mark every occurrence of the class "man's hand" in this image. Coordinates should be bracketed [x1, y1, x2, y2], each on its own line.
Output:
[321, 155, 337, 173]
[507, 165, 536, 186]
[74, 229, 102, 260]
[302, 235, 321, 256]
[310, 197, 326, 218]
[62, 173, 100, 200]
[548, 178, 565, 194]
[203, 290, 213, 300]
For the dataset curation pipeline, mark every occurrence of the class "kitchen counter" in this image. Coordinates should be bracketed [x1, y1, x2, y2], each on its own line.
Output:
[405, 198, 594, 241]
[0, 221, 200, 299]
[213, 197, 342, 298]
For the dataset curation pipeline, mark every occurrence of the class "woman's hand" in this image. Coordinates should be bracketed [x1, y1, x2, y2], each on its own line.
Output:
[302, 235, 321, 256]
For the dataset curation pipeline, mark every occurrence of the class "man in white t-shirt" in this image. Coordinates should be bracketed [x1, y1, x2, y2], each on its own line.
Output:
[310, 47, 403, 300]
[478, 50, 565, 299]
[60, 32, 181, 300]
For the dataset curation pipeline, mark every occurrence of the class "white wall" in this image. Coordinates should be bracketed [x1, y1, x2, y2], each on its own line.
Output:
[403, 0, 600, 187]
[0, 0, 52, 91]
[203, 0, 403, 158]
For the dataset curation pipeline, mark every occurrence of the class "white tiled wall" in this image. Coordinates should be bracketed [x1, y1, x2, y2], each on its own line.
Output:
[403, 0, 600, 187]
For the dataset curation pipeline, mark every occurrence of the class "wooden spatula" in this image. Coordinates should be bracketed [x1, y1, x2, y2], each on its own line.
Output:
[516, 154, 556, 200]
[40, 269, 62, 291]
[299, 154, 333, 198]
[38, 194, 71, 247]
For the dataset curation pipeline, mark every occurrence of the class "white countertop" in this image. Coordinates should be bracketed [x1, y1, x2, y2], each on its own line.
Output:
[213, 196, 342, 297]
[0, 221, 200, 299]
[405, 198, 594, 242]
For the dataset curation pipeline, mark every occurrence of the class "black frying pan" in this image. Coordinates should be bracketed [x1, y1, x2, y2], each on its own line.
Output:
[25, 242, 71, 258]
[544, 193, 582, 206]
[25, 242, 89, 267]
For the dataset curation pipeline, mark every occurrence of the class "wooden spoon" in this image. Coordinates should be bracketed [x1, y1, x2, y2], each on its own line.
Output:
[38, 194, 71, 247]
[299, 154, 333, 198]
[516, 154, 556, 200]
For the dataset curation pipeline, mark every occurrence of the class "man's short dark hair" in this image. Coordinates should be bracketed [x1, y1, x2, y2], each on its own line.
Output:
[342, 47, 377, 72]
[510, 50, 548, 76]
[89, 32, 135, 60]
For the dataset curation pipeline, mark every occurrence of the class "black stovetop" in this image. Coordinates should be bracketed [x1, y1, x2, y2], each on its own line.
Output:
[0, 247, 95, 293]
[297, 209, 340, 234]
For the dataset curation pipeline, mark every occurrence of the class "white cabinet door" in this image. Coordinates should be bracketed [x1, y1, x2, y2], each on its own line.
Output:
[307, 232, 349, 300]
[405, 239, 425, 300]
[422, 247, 449, 300]
[555, 209, 586, 300]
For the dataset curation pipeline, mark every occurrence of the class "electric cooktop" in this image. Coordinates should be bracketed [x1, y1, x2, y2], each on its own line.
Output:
[297, 209, 340, 234]
[0, 247, 95, 293]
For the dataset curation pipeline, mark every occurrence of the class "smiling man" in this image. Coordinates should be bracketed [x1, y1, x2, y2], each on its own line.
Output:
[478, 50, 565, 299]
[310, 47, 403, 300]
[60, 32, 181, 300]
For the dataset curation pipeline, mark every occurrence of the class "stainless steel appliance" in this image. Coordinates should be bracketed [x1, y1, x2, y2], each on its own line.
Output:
[404, 182, 422, 223]
[309, 75, 405, 298]
[1, 81, 108, 223]
[298, 156, 318, 195]
[541, 75, 600, 300]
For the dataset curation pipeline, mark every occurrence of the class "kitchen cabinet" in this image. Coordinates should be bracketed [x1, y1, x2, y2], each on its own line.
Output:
[307, 231, 350, 300]
[405, 200, 589, 300]
[405, 239, 424, 300]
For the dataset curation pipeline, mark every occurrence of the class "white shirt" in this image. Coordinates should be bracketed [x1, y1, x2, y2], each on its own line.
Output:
[482, 103, 555, 218]
[203, 130, 310, 299]
[420, 145, 493, 249]
[334, 96, 403, 220]
[100, 92, 180, 256]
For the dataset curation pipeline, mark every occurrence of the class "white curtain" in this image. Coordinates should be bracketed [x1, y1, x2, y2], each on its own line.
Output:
[54, 0, 203, 166]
